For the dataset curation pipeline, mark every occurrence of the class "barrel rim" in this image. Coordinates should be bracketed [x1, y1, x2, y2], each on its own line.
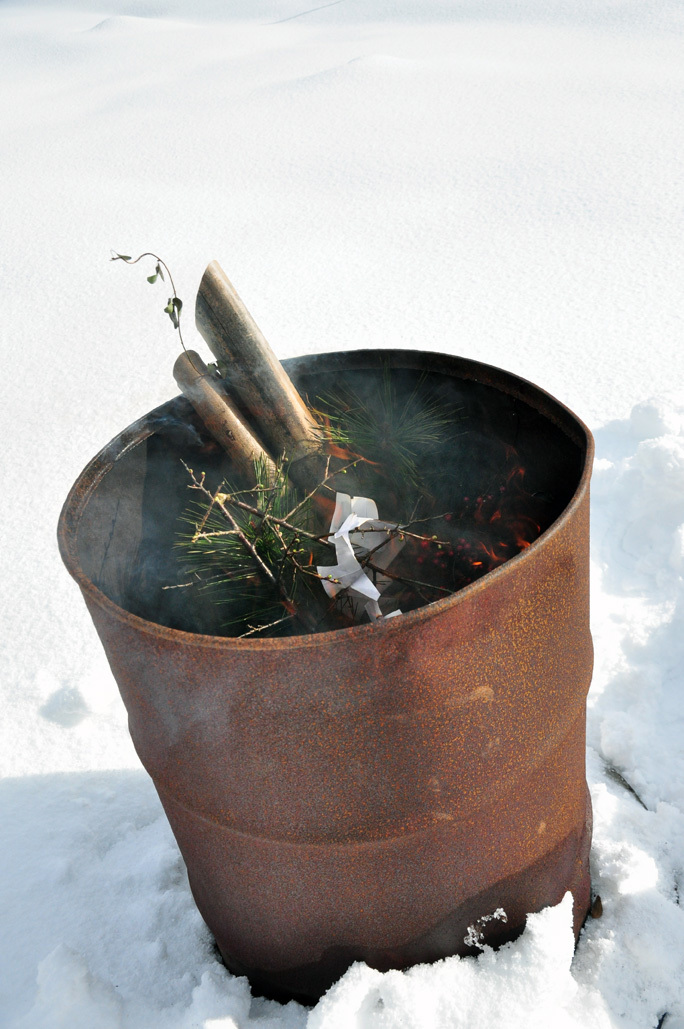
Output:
[57, 347, 594, 651]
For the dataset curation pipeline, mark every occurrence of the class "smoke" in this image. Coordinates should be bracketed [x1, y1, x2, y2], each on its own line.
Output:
[84, 361, 584, 636]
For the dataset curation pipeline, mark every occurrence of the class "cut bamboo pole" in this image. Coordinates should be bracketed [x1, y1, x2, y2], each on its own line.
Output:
[173, 350, 276, 483]
[195, 261, 327, 491]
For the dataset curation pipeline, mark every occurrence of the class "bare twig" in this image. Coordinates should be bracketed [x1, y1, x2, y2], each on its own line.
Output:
[192, 482, 225, 539]
[239, 615, 295, 638]
[275, 530, 299, 585]
[190, 529, 241, 541]
[399, 511, 454, 529]
[285, 455, 368, 522]
[284, 453, 330, 522]
[183, 463, 277, 586]
[226, 496, 329, 544]
[365, 559, 451, 598]
[290, 554, 341, 586]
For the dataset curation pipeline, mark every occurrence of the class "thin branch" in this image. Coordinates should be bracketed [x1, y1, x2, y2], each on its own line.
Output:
[190, 528, 241, 541]
[400, 511, 455, 529]
[290, 556, 341, 586]
[285, 455, 368, 522]
[268, 519, 296, 573]
[275, 530, 299, 586]
[192, 484, 223, 539]
[257, 468, 280, 523]
[216, 495, 332, 545]
[365, 559, 452, 597]
[183, 464, 277, 585]
[239, 615, 295, 638]
[356, 530, 400, 565]
[387, 526, 449, 545]
[284, 453, 331, 522]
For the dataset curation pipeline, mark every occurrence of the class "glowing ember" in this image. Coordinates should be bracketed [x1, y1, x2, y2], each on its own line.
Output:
[374, 448, 545, 614]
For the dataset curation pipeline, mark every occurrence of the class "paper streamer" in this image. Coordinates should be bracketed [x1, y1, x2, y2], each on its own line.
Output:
[317, 493, 404, 622]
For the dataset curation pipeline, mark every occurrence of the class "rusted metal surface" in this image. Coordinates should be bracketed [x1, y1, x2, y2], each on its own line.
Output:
[58, 350, 594, 1004]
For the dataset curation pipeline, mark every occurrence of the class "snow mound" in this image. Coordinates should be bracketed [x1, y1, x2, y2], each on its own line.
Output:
[309, 894, 602, 1029]
[14, 945, 124, 1029]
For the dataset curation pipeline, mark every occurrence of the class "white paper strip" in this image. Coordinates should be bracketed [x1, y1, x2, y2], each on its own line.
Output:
[317, 492, 404, 622]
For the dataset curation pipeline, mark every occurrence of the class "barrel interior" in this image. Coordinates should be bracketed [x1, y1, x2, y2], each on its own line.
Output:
[75, 353, 586, 635]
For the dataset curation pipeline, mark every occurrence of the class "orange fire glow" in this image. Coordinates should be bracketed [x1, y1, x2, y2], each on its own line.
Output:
[435, 451, 544, 591]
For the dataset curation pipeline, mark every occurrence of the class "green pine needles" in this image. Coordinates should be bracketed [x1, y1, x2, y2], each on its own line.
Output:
[316, 370, 460, 514]
[176, 457, 352, 637]
[173, 371, 471, 638]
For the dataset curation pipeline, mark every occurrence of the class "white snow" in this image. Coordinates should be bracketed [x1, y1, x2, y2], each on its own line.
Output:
[2, 1, 684, 1026]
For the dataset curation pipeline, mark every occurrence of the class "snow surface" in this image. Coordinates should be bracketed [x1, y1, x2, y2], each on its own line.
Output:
[2, 1, 684, 1025]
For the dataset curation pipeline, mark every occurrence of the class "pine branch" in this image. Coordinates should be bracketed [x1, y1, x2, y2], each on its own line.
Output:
[181, 462, 324, 633]
[183, 465, 278, 585]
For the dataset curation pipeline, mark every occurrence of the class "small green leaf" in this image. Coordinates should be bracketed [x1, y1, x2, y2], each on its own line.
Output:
[164, 297, 181, 329]
[147, 273, 158, 284]
[111, 252, 132, 261]
[156, 263, 165, 281]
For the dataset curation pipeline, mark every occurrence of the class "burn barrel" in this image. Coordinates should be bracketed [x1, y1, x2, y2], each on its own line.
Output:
[58, 349, 594, 1003]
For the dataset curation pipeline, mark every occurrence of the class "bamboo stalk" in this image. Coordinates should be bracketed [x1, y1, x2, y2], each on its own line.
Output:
[195, 261, 327, 491]
[173, 350, 276, 483]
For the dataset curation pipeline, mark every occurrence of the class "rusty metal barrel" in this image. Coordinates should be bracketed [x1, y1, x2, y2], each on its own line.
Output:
[58, 349, 594, 1003]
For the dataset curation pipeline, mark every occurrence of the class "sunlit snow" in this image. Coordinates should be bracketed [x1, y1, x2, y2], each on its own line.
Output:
[2, 1, 684, 1026]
